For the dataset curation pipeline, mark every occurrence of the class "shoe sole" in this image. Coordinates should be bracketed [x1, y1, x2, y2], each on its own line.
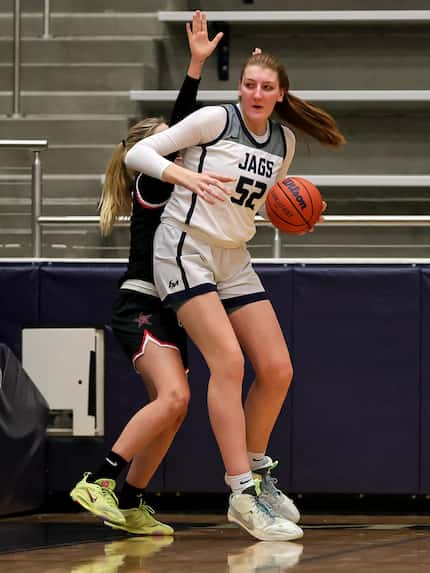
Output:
[103, 520, 174, 536]
[227, 511, 303, 542]
[70, 490, 126, 525]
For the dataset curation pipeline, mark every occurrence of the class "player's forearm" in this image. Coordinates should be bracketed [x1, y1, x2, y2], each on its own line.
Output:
[125, 143, 171, 180]
[161, 162, 194, 188]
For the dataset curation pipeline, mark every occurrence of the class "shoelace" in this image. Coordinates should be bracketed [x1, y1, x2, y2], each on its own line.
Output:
[254, 495, 279, 520]
[86, 473, 120, 506]
[137, 497, 155, 515]
[103, 488, 120, 506]
[263, 473, 282, 498]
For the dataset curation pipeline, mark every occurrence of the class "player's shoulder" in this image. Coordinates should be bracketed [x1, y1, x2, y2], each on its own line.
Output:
[279, 122, 296, 143]
[195, 104, 228, 121]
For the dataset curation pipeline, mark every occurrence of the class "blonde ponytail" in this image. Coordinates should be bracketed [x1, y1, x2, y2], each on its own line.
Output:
[99, 117, 166, 236]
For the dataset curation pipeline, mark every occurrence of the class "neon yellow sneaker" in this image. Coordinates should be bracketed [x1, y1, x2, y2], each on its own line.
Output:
[70, 472, 125, 525]
[104, 498, 174, 536]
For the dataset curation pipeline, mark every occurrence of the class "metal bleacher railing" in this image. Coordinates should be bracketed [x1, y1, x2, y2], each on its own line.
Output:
[0, 139, 48, 257]
[11, 0, 51, 117]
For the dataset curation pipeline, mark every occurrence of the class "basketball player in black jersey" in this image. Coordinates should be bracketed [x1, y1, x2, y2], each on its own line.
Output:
[70, 11, 224, 536]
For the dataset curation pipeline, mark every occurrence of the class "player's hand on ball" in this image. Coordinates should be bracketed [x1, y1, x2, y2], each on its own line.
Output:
[307, 201, 327, 233]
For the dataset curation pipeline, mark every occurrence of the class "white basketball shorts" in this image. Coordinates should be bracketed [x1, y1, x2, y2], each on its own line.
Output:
[153, 222, 267, 312]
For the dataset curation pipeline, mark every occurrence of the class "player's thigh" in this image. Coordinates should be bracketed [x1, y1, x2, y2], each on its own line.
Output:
[135, 342, 190, 403]
[177, 291, 243, 376]
[228, 299, 292, 377]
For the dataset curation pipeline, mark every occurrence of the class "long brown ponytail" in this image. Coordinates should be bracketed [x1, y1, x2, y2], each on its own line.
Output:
[240, 52, 346, 147]
[99, 116, 165, 236]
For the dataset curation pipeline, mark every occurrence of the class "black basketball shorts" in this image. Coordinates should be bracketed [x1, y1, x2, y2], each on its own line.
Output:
[111, 288, 188, 371]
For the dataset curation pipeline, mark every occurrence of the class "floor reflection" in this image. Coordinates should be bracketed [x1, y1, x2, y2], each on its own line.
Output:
[227, 541, 303, 572]
[69, 536, 303, 573]
[2, 514, 430, 573]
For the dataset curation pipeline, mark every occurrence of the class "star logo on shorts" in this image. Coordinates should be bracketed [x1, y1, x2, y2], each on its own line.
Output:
[135, 313, 152, 327]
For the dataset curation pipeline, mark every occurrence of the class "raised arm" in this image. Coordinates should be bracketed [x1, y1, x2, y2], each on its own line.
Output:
[170, 11, 223, 126]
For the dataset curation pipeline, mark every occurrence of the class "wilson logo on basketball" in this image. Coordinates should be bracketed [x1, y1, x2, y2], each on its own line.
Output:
[284, 179, 307, 210]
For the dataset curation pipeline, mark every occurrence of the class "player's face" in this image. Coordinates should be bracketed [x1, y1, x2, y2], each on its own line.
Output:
[238, 65, 284, 133]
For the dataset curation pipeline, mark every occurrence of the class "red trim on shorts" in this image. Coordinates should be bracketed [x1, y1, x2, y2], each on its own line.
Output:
[132, 328, 180, 368]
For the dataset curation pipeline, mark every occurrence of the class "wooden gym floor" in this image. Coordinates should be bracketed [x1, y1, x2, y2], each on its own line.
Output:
[1, 512, 430, 572]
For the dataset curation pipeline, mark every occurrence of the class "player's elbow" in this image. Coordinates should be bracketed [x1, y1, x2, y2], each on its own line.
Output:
[124, 145, 141, 171]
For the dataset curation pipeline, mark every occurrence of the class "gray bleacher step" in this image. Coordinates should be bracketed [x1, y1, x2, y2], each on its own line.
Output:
[160, 28, 430, 90]
[1, 146, 113, 174]
[0, 37, 159, 64]
[0, 63, 157, 91]
[292, 111, 430, 175]
[0, 116, 129, 144]
[274, 225, 430, 258]
[0, 13, 164, 37]
[2, 105, 429, 173]
[0, 91, 138, 115]
[2, 176, 427, 217]
[0, 175, 103, 218]
[0, 0, 428, 12]
[2, 223, 430, 260]
[0, 174, 103, 196]
[195, 1, 430, 10]
[0, 0, 188, 12]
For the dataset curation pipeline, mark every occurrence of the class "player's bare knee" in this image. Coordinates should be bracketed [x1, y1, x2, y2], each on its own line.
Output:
[261, 359, 293, 392]
[211, 350, 244, 383]
[165, 387, 190, 419]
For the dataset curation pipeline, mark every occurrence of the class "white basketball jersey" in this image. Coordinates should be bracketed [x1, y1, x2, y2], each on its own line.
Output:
[162, 104, 295, 248]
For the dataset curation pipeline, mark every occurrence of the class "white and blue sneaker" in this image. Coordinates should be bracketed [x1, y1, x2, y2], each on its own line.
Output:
[227, 482, 303, 542]
[253, 458, 301, 524]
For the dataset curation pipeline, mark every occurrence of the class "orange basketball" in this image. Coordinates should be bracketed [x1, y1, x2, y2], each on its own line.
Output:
[265, 176, 323, 234]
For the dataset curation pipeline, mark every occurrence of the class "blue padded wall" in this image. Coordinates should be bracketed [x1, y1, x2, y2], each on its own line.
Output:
[39, 262, 125, 326]
[0, 263, 39, 359]
[291, 266, 421, 493]
[0, 262, 428, 495]
[420, 268, 430, 494]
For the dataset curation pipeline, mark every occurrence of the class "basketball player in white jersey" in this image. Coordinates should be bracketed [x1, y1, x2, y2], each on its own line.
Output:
[126, 51, 345, 541]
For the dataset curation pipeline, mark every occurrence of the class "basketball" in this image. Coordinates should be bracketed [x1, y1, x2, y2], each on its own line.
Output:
[265, 177, 323, 234]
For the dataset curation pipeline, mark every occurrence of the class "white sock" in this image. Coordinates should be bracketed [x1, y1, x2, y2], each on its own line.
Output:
[226, 471, 254, 494]
[248, 451, 272, 471]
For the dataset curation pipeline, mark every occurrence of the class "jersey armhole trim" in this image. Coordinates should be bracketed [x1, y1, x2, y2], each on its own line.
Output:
[201, 105, 230, 147]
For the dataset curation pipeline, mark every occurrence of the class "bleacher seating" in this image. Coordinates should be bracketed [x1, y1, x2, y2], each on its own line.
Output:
[0, 3, 429, 258]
